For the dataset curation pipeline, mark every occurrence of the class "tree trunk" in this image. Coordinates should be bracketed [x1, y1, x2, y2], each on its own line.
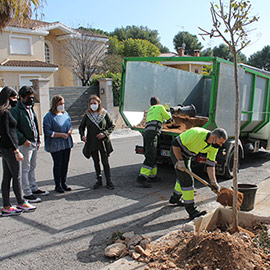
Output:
[231, 47, 240, 232]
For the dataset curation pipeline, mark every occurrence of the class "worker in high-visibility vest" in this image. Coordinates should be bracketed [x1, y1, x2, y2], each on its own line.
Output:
[137, 96, 171, 188]
[169, 127, 227, 220]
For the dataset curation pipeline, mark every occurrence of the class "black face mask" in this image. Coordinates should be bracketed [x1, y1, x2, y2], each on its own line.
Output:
[24, 98, 34, 106]
[212, 143, 220, 149]
[9, 99, 18, 107]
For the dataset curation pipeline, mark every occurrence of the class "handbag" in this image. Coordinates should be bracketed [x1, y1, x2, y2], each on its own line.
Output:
[82, 142, 91, 159]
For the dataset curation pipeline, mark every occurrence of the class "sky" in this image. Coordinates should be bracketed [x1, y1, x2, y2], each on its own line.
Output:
[43, 0, 270, 58]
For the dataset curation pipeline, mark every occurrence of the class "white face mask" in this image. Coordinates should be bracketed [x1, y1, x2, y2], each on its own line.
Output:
[57, 104, 64, 112]
[90, 103, 99, 111]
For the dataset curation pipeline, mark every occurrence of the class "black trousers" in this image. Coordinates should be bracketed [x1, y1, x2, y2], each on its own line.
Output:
[51, 148, 71, 188]
[143, 130, 158, 168]
[1, 148, 24, 207]
[91, 147, 110, 181]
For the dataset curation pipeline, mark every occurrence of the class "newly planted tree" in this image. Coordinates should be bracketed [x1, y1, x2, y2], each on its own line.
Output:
[199, 0, 258, 231]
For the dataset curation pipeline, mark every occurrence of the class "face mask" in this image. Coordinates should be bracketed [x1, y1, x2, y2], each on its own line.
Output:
[90, 104, 99, 111]
[9, 99, 17, 107]
[212, 143, 220, 149]
[57, 104, 64, 112]
[24, 98, 34, 106]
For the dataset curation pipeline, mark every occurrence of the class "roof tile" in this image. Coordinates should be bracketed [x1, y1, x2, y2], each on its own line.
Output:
[0, 60, 58, 68]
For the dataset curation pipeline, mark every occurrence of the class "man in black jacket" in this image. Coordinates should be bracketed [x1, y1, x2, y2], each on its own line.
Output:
[11, 86, 49, 203]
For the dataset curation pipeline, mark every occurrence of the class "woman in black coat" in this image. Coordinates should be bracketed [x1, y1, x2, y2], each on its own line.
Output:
[0, 87, 36, 216]
[79, 95, 115, 190]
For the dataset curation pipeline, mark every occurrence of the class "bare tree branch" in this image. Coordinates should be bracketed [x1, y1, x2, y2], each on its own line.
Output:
[60, 29, 107, 86]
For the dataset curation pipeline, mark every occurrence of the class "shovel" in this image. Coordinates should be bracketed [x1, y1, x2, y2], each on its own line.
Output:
[184, 169, 243, 209]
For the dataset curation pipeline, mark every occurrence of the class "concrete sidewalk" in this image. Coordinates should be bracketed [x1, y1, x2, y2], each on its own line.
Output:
[39, 127, 141, 147]
[101, 178, 270, 270]
[250, 177, 270, 216]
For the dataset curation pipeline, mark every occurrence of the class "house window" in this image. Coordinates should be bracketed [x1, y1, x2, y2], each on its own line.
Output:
[9, 35, 32, 55]
[19, 74, 40, 87]
[45, 42, 50, 63]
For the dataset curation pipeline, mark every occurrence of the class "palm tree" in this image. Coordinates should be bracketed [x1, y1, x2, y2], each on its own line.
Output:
[0, 0, 43, 30]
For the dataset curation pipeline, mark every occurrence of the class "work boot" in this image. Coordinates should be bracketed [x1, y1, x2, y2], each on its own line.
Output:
[188, 210, 207, 221]
[93, 180, 102, 189]
[136, 175, 151, 188]
[148, 176, 161, 182]
[106, 180, 115, 190]
[185, 203, 207, 220]
[169, 192, 184, 206]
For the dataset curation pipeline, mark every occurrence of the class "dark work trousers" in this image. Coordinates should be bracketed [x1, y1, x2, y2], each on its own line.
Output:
[51, 148, 71, 188]
[143, 130, 158, 168]
[170, 146, 198, 215]
[1, 148, 24, 207]
[91, 147, 110, 181]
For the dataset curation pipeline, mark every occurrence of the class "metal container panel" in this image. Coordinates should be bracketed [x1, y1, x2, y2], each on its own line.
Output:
[215, 62, 245, 137]
[123, 61, 211, 126]
[241, 75, 268, 132]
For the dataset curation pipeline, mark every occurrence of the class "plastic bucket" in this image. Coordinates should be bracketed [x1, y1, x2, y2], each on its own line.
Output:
[238, 184, 258, 211]
[179, 104, 197, 117]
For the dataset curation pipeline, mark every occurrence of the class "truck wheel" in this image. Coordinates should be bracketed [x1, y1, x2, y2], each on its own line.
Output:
[223, 148, 240, 179]
[224, 150, 234, 179]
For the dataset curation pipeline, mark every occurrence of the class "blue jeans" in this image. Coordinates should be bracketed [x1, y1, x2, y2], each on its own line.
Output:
[51, 148, 71, 188]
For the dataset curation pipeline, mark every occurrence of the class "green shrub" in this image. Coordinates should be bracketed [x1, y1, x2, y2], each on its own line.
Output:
[90, 70, 121, 106]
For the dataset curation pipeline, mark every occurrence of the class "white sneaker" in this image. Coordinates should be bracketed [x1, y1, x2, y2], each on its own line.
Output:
[17, 201, 37, 212]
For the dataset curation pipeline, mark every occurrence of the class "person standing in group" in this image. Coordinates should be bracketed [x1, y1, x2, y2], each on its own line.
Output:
[43, 95, 73, 193]
[169, 127, 227, 220]
[136, 96, 171, 188]
[79, 95, 115, 190]
[0, 86, 36, 216]
[10, 86, 49, 203]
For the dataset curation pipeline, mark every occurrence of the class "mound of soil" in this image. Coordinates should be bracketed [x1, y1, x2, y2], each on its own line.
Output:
[134, 113, 208, 134]
[141, 229, 270, 270]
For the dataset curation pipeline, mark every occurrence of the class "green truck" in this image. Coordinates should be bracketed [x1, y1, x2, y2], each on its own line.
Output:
[119, 56, 270, 179]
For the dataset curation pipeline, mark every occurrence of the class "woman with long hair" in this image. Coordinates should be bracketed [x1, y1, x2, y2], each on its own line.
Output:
[0, 86, 36, 216]
[43, 95, 73, 193]
[79, 95, 115, 189]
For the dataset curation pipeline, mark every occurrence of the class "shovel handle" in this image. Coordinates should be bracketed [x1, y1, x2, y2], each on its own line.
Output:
[184, 169, 218, 192]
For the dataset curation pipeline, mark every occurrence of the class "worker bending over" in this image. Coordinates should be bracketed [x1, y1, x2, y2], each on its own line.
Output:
[137, 96, 171, 187]
[169, 127, 227, 220]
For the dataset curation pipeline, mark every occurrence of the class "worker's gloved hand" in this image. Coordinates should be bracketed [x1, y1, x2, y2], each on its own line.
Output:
[210, 181, 220, 193]
[175, 160, 186, 171]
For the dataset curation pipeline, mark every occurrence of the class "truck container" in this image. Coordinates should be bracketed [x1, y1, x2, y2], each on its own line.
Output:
[119, 56, 270, 178]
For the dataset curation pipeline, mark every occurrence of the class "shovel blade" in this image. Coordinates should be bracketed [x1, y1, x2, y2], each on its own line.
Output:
[216, 187, 244, 210]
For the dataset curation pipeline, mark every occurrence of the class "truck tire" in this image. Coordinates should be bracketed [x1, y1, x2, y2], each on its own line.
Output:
[224, 152, 233, 179]
[223, 148, 239, 179]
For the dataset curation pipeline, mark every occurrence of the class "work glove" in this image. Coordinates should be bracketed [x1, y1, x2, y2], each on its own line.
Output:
[175, 160, 186, 171]
[210, 181, 220, 193]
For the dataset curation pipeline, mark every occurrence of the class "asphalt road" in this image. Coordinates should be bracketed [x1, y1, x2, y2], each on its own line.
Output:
[1, 132, 270, 270]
